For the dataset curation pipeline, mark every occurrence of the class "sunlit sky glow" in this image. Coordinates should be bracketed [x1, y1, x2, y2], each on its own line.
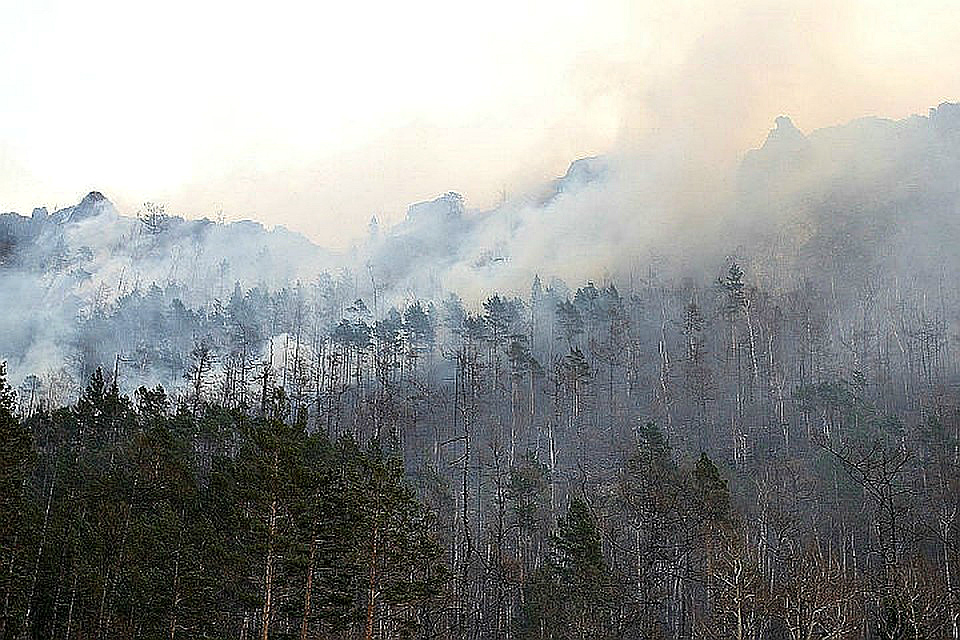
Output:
[2, 0, 959, 246]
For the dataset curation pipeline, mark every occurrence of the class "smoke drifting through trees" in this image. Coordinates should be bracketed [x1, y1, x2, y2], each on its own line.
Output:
[6, 103, 960, 388]
[4, 248, 960, 636]
[3, 103, 960, 637]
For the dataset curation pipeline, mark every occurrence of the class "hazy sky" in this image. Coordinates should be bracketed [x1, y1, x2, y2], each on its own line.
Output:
[1, 0, 959, 247]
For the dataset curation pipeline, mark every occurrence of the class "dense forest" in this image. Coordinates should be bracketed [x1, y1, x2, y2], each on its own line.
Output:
[3, 253, 960, 639]
[3, 104, 960, 639]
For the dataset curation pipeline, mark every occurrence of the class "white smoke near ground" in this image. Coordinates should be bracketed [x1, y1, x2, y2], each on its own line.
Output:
[361, 98, 960, 321]
[0, 194, 338, 387]
[3, 98, 960, 394]
[3, 0, 960, 391]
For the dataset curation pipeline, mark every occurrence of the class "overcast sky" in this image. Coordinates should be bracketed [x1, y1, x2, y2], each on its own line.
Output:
[1, 0, 959, 247]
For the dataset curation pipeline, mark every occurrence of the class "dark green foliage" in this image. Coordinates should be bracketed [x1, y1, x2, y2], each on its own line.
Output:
[0, 368, 445, 640]
[693, 452, 732, 531]
[0, 362, 30, 533]
[517, 497, 619, 640]
[0, 363, 33, 639]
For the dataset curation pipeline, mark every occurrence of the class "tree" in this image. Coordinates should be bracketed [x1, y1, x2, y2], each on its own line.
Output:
[518, 497, 620, 639]
[0, 363, 33, 639]
[138, 202, 169, 235]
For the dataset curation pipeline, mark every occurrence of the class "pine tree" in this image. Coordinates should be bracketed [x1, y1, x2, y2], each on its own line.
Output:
[0, 363, 34, 639]
[518, 497, 619, 640]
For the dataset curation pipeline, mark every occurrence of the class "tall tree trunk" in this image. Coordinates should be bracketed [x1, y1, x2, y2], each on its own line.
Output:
[300, 538, 316, 640]
[20, 471, 55, 639]
[168, 514, 184, 640]
[261, 496, 278, 640]
[365, 523, 380, 640]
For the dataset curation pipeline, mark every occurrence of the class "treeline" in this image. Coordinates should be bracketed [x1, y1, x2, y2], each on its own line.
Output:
[4, 259, 960, 638]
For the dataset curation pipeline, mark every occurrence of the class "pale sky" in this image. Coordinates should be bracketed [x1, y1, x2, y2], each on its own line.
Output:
[1, 0, 959, 246]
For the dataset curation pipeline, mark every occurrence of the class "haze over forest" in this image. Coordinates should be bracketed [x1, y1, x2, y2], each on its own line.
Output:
[2, 100, 960, 638]
[3, 102, 960, 389]
[4, 1, 960, 638]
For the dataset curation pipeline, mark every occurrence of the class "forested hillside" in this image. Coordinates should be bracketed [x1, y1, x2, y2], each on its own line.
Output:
[3, 105, 960, 638]
[3, 257, 960, 638]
